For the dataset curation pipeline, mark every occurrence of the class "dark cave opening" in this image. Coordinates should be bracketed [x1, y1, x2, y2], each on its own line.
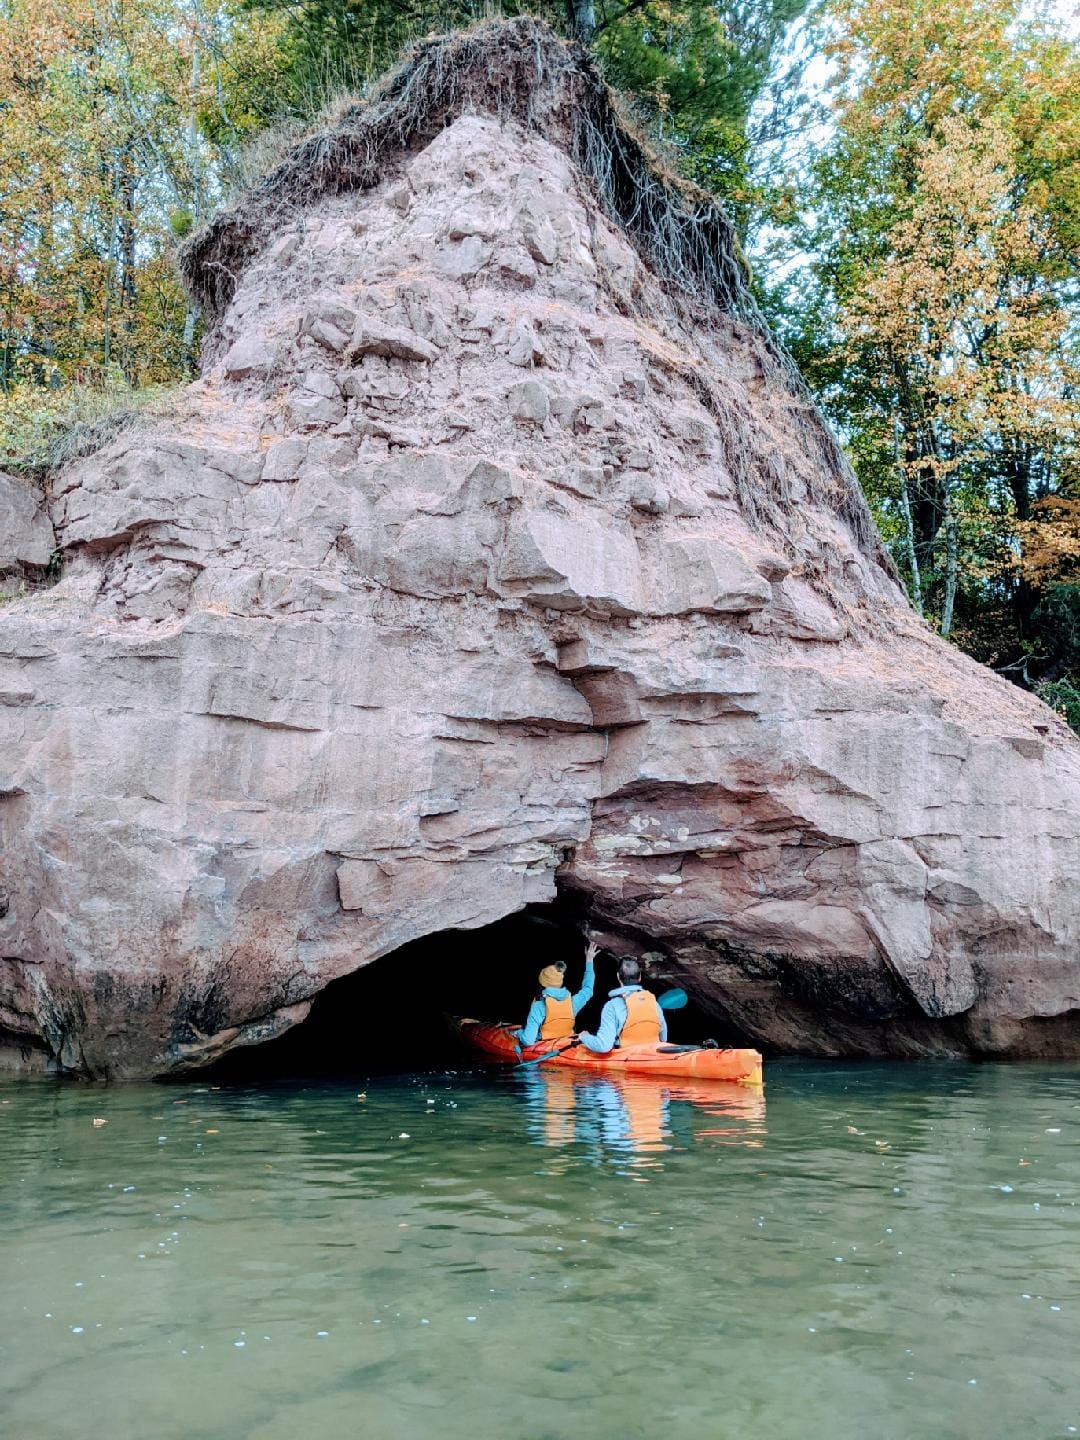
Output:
[198, 896, 720, 1083]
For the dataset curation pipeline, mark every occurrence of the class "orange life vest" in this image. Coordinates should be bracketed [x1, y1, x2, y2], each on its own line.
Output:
[540, 993, 575, 1043]
[619, 988, 662, 1046]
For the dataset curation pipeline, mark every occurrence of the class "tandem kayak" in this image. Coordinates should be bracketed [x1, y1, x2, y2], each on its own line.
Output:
[454, 1019, 763, 1087]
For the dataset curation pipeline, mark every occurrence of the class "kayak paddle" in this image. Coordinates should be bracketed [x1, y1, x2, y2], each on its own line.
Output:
[517, 1039, 579, 1068]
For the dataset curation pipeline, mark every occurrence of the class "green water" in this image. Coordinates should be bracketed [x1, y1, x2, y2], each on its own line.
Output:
[2, 1062, 1079, 1440]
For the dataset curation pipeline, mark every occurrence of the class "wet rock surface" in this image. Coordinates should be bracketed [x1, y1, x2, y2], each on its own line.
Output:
[1, 67, 1078, 1075]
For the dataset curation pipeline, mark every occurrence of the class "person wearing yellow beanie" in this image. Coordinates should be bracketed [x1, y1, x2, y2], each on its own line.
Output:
[515, 941, 598, 1050]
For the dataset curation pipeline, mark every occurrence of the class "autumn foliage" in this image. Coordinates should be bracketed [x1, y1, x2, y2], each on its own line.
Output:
[780, 0, 1080, 720]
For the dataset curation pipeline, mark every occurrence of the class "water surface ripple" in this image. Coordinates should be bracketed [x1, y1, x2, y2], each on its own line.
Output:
[2, 1061, 1078, 1439]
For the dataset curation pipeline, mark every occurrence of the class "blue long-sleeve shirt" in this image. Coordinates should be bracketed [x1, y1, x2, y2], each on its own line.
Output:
[515, 961, 594, 1045]
[578, 984, 667, 1053]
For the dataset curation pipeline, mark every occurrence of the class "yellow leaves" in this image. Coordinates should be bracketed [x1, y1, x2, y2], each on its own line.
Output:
[826, 0, 1031, 136]
[0, 0, 256, 390]
[816, 0, 1080, 644]
[0, 0, 95, 80]
[843, 112, 1020, 341]
[1018, 499, 1080, 587]
[835, 93, 1080, 482]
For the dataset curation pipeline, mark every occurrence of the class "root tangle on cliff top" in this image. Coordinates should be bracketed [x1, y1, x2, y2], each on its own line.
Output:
[179, 17, 890, 573]
[180, 19, 752, 327]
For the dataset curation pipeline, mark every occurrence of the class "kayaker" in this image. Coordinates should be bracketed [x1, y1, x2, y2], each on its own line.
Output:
[578, 957, 666, 1052]
[514, 940, 597, 1047]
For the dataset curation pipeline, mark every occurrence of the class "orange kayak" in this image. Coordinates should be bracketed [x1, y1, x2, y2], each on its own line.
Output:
[454, 1019, 763, 1087]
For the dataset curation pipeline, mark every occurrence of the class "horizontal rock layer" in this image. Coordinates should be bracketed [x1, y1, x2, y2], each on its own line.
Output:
[1, 66, 1078, 1075]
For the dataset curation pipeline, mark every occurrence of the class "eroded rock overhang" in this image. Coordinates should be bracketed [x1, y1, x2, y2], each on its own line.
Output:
[1, 21, 1078, 1077]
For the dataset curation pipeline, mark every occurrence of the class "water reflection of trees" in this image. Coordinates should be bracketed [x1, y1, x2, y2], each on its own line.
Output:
[520, 1070, 766, 1175]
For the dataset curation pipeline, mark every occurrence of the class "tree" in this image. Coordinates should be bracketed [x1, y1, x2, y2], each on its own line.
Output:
[779, 0, 1080, 695]
[0, 0, 287, 419]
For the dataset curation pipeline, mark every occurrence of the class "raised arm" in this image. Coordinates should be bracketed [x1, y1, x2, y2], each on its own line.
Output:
[571, 940, 597, 1016]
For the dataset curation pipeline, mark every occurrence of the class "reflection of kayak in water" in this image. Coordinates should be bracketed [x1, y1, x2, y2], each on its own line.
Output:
[528, 1067, 767, 1155]
[531, 1067, 671, 1156]
[453, 1018, 763, 1087]
[627, 1074, 767, 1125]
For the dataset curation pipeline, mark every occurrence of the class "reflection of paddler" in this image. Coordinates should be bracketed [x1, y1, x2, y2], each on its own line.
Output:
[536, 1068, 579, 1147]
[525, 1068, 766, 1160]
[514, 941, 597, 1047]
[525, 1069, 669, 1158]
[600, 1076, 669, 1155]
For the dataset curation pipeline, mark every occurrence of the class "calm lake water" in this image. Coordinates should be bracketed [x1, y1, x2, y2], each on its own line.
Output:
[2, 1061, 1079, 1440]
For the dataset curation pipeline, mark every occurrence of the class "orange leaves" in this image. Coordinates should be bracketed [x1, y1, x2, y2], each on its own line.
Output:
[826, 0, 1031, 134]
[0, 0, 95, 82]
[1018, 499, 1080, 587]
[825, 0, 1080, 465]
[810, 0, 1080, 652]
[839, 113, 1046, 405]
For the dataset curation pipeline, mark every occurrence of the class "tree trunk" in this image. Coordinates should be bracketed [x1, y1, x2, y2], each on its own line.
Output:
[104, 162, 120, 373]
[118, 150, 137, 385]
[1, 303, 11, 394]
[189, 6, 203, 224]
[182, 307, 198, 376]
[896, 394, 943, 588]
[567, 0, 596, 42]
[29, 198, 58, 386]
[894, 418, 923, 615]
[1006, 446, 1039, 638]
[940, 498, 958, 640]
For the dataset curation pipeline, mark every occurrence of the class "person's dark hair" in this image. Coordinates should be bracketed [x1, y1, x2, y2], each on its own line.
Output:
[617, 957, 642, 986]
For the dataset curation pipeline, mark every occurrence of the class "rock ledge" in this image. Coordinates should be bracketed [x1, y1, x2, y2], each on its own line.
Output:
[0, 22, 1077, 1076]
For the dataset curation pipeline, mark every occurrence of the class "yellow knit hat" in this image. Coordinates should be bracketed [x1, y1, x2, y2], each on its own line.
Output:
[538, 963, 566, 989]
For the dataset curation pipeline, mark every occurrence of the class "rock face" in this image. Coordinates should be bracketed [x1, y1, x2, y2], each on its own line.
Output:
[1, 24, 1078, 1076]
[1, 471, 55, 580]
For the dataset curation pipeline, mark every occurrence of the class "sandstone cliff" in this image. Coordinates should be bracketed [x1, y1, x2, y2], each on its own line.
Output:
[1, 22, 1078, 1077]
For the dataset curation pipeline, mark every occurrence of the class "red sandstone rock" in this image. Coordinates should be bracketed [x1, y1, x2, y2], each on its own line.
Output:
[0, 472, 54, 576]
[0, 26, 1077, 1076]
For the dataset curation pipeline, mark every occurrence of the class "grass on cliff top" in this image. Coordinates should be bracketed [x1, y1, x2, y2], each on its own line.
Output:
[0, 381, 181, 483]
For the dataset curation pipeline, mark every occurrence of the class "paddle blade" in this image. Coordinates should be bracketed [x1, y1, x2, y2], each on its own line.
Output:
[657, 987, 688, 1011]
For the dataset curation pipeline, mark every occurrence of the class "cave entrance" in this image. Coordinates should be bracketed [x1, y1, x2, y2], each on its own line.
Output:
[199, 895, 719, 1084]
[203, 895, 585, 1082]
